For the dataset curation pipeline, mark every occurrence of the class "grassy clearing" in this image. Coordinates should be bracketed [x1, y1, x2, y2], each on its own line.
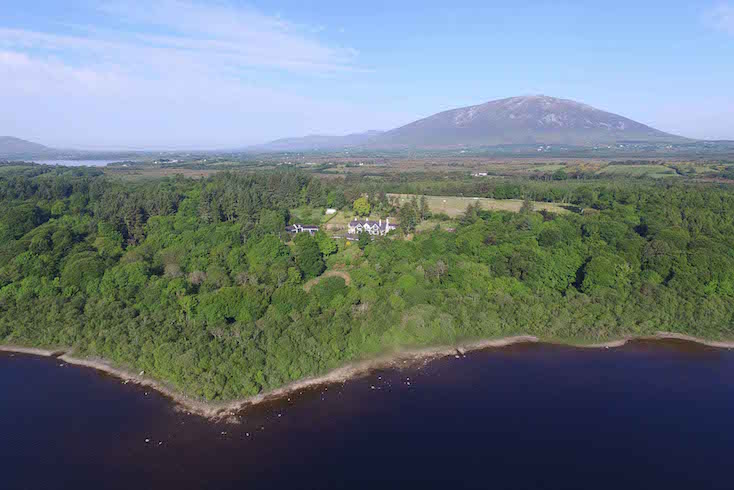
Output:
[387, 193, 569, 217]
[415, 218, 458, 232]
[325, 243, 363, 269]
[303, 270, 352, 292]
[596, 165, 678, 179]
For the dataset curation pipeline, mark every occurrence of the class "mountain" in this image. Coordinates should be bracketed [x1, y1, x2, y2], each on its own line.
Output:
[251, 130, 383, 152]
[367, 95, 688, 148]
[0, 136, 52, 158]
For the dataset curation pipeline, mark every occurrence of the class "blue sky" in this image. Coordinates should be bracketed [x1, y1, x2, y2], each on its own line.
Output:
[1, 0, 733, 149]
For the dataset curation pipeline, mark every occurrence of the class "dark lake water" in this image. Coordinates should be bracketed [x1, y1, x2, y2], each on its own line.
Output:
[2, 341, 734, 490]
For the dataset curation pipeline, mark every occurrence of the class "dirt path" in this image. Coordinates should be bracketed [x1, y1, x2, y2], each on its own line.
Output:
[303, 270, 352, 291]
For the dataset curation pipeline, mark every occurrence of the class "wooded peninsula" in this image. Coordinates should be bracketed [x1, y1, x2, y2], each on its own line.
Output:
[1, 163, 733, 401]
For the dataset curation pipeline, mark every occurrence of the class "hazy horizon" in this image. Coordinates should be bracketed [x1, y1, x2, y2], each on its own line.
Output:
[2, 1, 734, 149]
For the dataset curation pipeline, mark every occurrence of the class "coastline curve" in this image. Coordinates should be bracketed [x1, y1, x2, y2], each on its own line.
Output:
[2, 332, 733, 420]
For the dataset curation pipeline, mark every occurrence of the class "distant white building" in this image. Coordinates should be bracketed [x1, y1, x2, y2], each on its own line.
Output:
[286, 224, 319, 235]
[472, 172, 488, 177]
[325, 208, 337, 215]
[348, 218, 397, 236]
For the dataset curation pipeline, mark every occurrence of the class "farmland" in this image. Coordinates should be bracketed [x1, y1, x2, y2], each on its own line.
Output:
[387, 193, 569, 217]
[595, 164, 679, 179]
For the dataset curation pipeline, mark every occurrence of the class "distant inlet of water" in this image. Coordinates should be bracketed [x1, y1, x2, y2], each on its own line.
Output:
[33, 159, 125, 167]
[2, 340, 733, 490]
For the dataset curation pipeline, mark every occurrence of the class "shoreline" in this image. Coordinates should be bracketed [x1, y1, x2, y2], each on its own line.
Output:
[2, 332, 733, 420]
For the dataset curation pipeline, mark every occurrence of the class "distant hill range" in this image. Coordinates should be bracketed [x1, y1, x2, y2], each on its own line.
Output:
[0, 137, 149, 162]
[0, 136, 52, 158]
[249, 130, 384, 152]
[255, 95, 689, 151]
[0, 96, 705, 158]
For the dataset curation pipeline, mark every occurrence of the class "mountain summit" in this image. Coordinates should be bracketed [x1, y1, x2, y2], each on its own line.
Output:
[368, 95, 687, 148]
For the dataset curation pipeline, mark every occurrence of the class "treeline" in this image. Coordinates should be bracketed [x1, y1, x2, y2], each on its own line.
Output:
[1, 166, 733, 400]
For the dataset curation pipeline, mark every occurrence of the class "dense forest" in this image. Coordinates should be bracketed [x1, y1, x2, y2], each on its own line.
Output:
[1, 163, 733, 400]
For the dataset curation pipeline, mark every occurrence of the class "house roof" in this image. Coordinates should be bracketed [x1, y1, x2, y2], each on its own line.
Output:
[348, 219, 396, 229]
[286, 223, 319, 230]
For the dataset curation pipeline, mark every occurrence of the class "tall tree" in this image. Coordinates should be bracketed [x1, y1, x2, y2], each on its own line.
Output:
[293, 233, 325, 279]
[353, 197, 371, 217]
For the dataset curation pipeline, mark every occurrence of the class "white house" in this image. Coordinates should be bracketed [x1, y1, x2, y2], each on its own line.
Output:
[348, 218, 397, 236]
[285, 224, 319, 235]
[325, 208, 337, 215]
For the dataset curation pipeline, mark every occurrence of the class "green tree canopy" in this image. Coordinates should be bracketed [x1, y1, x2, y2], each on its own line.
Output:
[353, 197, 371, 217]
[294, 233, 325, 279]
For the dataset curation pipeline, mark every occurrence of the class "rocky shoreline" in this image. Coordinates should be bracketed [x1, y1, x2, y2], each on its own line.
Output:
[2, 332, 733, 420]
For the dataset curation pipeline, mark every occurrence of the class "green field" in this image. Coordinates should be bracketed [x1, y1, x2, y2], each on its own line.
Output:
[528, 164, 567, 173]
[596, 165, 679, 179]
[387, 193, 569, 217]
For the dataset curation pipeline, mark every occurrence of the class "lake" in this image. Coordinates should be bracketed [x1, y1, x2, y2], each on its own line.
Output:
[2, 340, 733, 489]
